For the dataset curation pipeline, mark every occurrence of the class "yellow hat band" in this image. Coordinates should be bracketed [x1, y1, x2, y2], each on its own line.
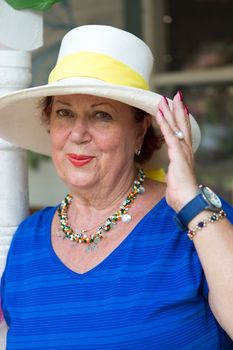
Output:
[48, 51, 150, 90]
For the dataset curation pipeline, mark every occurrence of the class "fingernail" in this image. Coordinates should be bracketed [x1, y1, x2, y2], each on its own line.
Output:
[184, 104, 190, 116]
[158, 108, 164, 116]
[163, 96, 168, 105]
[177, 90, 183, 101]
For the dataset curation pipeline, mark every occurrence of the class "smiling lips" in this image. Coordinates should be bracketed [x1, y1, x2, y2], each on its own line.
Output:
[67, 153, 94, 167]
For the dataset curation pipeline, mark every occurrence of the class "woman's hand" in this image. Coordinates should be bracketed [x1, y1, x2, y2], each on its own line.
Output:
[156, 91, 233, 339]
[155, 91, 198, 213]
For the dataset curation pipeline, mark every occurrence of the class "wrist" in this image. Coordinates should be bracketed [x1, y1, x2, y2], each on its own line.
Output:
[174, 185, 222, 231]
[172, 187, 197, 213]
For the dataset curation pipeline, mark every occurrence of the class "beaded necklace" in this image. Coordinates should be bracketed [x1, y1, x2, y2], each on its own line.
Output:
[57, 168, 146, 251]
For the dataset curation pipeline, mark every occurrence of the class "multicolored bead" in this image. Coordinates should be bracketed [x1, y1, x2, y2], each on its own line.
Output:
[57, 169, 146, 249]
[187, 210, 226, 240]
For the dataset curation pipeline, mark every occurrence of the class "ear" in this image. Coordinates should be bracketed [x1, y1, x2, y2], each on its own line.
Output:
[136, 114, 151, 146]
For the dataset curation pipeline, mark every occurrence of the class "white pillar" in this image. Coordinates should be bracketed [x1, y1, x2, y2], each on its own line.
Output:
[0, 1, 43, 347]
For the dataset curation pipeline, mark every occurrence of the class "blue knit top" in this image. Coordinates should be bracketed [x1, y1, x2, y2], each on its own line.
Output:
[1, 198, 233, 349]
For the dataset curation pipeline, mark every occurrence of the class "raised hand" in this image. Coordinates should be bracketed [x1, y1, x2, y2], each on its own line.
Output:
[155, 91, 198, 212]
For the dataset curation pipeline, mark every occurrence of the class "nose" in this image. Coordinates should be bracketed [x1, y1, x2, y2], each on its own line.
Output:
[69, 117, 91, 144]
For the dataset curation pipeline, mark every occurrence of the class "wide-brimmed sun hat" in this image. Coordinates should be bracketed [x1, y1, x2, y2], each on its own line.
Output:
[0, 25, 201, 168]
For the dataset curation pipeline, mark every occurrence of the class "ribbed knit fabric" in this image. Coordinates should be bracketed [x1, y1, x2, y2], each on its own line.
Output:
[1, 198, 233, 349]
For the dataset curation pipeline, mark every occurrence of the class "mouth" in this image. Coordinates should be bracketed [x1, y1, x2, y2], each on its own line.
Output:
[67, 153, 94, 167]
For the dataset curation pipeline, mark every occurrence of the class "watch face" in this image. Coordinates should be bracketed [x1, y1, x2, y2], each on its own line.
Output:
[202, 186, 222, 208]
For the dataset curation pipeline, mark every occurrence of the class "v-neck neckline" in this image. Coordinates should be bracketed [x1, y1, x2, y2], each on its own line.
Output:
[46, 197, 166, 279]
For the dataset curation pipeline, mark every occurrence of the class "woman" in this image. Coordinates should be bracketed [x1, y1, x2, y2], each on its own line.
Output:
[0, 25, 232, 349]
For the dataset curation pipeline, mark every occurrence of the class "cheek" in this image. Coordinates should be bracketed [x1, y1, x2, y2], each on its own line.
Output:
[94, 127, 137, 156]
[50, 125, 70, 150]
[50, 129, 69, 178]
[50, 126, 71, 173]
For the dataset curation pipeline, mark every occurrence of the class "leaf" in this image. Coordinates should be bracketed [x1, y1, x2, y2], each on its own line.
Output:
[6, 0, 62, 11]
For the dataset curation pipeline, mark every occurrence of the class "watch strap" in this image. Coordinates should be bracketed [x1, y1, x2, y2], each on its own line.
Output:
[174, 194, 208, 231]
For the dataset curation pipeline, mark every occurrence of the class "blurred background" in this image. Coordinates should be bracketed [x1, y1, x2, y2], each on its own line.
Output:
[28, 0, 233, 210]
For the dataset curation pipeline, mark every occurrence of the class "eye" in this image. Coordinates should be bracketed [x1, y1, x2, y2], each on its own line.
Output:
[55, 109, 74, 118]
[94, 111, 112, 121]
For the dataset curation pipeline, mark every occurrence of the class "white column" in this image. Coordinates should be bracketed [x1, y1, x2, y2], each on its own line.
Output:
[0, 1, 43, 348]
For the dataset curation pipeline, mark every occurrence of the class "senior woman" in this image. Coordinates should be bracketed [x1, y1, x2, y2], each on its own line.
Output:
[0, 25, 233, 349]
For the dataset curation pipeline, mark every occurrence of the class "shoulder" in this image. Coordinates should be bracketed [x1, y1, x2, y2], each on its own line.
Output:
[8, 206, 57, 245]
[142, 178, 177, 223]
[141, 180, 179, 236]
[2, 206, 57, 272]
[20, 206, 57, 229]
[145, 178, 167, 202]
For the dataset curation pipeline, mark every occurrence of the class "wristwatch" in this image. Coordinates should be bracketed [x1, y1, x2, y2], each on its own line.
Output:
[174, 185, 222, 231]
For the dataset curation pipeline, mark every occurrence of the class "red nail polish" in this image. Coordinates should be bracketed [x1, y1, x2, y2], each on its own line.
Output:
[184, 104, 189, 116]
[177, 90, 183, 101]
[158, 108, 164, 116]
[163, 96, 168, 105]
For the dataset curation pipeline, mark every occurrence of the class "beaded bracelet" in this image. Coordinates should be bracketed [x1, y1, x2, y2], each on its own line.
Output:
[187, 210, 226, 240]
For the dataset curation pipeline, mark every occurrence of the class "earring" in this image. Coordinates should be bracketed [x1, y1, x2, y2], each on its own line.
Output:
[135, 148, 141, 156]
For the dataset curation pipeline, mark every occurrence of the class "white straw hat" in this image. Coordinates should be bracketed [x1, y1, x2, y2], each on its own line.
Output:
[0, 25, 201, 168]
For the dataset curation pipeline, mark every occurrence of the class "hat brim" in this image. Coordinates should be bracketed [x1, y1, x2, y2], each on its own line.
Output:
[0, 78, 201, 169]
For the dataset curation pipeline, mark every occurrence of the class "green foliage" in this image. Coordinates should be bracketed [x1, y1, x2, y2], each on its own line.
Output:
[6, 0, 62, 11]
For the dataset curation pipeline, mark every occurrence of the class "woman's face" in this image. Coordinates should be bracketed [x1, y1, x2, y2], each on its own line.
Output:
[50, 94, 150, 190]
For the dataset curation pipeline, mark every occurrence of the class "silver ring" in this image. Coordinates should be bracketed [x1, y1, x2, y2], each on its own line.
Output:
[174, 130, 184, 140]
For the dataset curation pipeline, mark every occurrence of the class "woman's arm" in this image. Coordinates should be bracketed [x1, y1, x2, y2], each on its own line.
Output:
[156, 91, 233, 339]
[190, 210, 233, 338]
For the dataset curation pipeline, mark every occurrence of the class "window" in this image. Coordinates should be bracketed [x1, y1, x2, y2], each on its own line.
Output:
[143, 0, 233, 202]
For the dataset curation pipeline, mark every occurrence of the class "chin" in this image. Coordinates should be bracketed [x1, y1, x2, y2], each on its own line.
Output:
[63, 171, 98, 190]
[55, 158, 97, 186]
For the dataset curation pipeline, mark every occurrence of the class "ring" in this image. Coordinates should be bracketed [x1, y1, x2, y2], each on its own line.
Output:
[174, 130, 184, 140]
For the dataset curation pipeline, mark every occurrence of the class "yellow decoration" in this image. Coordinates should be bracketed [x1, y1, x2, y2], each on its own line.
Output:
[49, 51, 149, 90]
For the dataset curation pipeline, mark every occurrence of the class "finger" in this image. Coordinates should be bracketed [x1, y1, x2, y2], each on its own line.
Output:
[184, 104, 192, 139]
[156, 110, 193, 175]
[158, 93, 191, 145]
[156, 108, 195, 167]
[158, 96, 180, 136]
[156, 108, 184, 151]
[172, 92, 192, 144]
